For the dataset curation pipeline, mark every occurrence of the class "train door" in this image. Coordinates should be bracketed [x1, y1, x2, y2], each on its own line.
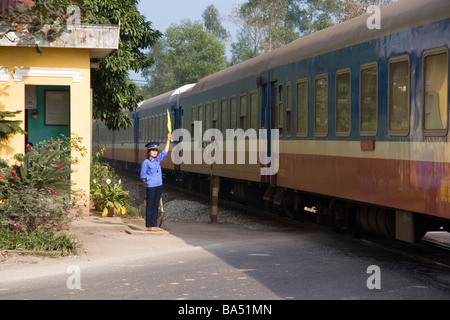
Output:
[259, 70, 278, 186]
[268, 70, 279, 186]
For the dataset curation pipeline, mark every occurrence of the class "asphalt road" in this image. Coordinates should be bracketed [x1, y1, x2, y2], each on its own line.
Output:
[1, 219, 449, 302]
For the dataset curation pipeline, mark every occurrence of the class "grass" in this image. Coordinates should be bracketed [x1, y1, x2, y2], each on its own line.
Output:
[0, 229, 80, 257]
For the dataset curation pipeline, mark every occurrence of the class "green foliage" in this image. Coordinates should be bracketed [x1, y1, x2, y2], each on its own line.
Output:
[90, 149, 130, 216]
[203, 5, 229, 41]
[0, 111, 26, 141]
[86, 0, 162, 130]
[0, 136, 86, 234]
[143, 20, 227, 97]
[12, 135, 86, 193]
[0, 229, 80, 256]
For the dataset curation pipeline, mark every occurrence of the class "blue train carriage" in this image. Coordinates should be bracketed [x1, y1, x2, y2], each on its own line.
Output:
[174, 0, 450, 241]
[268, 0, 450, 240]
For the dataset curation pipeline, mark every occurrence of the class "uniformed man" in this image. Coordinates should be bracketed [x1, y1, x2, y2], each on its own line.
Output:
[141, 133, 172, 232]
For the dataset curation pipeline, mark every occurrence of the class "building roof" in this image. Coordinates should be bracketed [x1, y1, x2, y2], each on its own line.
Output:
[0, 24, 120, 59]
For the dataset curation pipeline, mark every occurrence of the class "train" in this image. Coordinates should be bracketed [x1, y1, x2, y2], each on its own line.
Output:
[93, 0, 450, 243]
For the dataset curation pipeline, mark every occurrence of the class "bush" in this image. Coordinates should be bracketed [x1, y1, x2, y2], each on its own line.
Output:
[90, 149, 130, 217]
[0, 136, 86, 234]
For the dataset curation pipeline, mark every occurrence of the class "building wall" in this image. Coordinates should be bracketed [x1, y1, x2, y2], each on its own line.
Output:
[0, 47, 92, 213]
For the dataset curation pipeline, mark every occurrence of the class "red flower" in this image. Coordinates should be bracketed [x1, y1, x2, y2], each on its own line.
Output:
[11, 169, 16, 174]
[54, 190, 58, 194]
[13, 222, 18, 227]
[0, 175, 3, 179]
[13, 176, 18, 181]
[46, 188, 50, 193]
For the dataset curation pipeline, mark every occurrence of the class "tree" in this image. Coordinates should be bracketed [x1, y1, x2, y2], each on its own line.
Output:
[202, 4, 229, 42]
[0, 0, 162, 130]
[230, 30, 258, 66]
[295, 0, 339, 36]
[84, 0, 162, 130]
[338, 0, 397, 21]
[230, 0, 304, 64]
[0, 111, 26, 141]
[143, 20, 227, 97]
[229, 0, 398, 65]
[141, 39, 176, 99]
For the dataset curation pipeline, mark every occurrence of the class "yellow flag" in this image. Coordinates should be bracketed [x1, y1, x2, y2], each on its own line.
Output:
[167, 109, 173, 142]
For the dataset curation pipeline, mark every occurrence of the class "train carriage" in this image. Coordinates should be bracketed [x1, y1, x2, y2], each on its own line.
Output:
[99, 0, 450, 243]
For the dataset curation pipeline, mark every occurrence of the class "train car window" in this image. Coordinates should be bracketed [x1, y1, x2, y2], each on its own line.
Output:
[212, 100, 218, 129]
[163, 113, 167, 138]
[152, 116, 156, 141]
[250, 91, 258, 131]
[230, 97, 237, 130]
[296, 79, 308, 137]
[277, 84, 284, 137]
[152, 116, 156, 140]
[181, 108, 184, 130]
[159, 115, 163, 141]
[389, 56, 410, 136]
[240, 94, 248, 130]
[198, 104, 204, 134]
[360, 63, 378, 136]
[144, 118, 149, 142]
[315, 74, 328, 137]
[191, 106, 197, 138]
[154, 116, 158, 141]
[139, 118, 143, 142]
[221, 98, 227, 134]
[336, 70, 351, 136]
[286, 83, 292, 137]
[140, 118, 143, 142]
[205, 102, 211, 131]
[423, 48, 448, 135]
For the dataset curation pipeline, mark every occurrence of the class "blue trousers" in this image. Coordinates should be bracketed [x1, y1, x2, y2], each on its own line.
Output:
[146, 186, 163, 228]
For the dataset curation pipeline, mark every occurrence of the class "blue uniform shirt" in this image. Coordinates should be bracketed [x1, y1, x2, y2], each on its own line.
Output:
[140, 150, 167, 188]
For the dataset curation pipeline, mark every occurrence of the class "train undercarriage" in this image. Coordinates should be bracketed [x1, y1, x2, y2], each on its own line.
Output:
[109, 159, 449, 244]
[168, 170, 450, 244]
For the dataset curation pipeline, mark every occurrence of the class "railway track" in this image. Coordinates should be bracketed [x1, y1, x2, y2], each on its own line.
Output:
[164, 182, 450, 269]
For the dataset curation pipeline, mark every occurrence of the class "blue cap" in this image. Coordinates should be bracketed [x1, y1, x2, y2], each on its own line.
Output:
[145, 141, 160, 150]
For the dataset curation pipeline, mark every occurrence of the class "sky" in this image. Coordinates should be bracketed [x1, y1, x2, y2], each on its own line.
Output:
[130, 0, 246, 84]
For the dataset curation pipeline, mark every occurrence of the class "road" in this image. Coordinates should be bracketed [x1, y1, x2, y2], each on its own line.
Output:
[0, 219, 449, 302]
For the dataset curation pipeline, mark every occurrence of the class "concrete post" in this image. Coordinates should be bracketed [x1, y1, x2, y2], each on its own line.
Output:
[210, 176, 219, 223]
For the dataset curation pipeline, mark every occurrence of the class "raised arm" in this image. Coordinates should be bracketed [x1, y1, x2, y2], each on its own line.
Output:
[164, 133, 172, 153]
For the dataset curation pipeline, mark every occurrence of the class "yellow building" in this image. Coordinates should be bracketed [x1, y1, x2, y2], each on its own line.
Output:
[0, 24, 120, 214]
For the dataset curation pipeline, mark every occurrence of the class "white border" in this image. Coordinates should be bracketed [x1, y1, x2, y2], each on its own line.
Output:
[13, 68, 82, 83]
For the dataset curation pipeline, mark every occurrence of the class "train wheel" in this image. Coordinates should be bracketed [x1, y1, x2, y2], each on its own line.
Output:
[357, 206, 395, 239]
[283, 205, 297, 219]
